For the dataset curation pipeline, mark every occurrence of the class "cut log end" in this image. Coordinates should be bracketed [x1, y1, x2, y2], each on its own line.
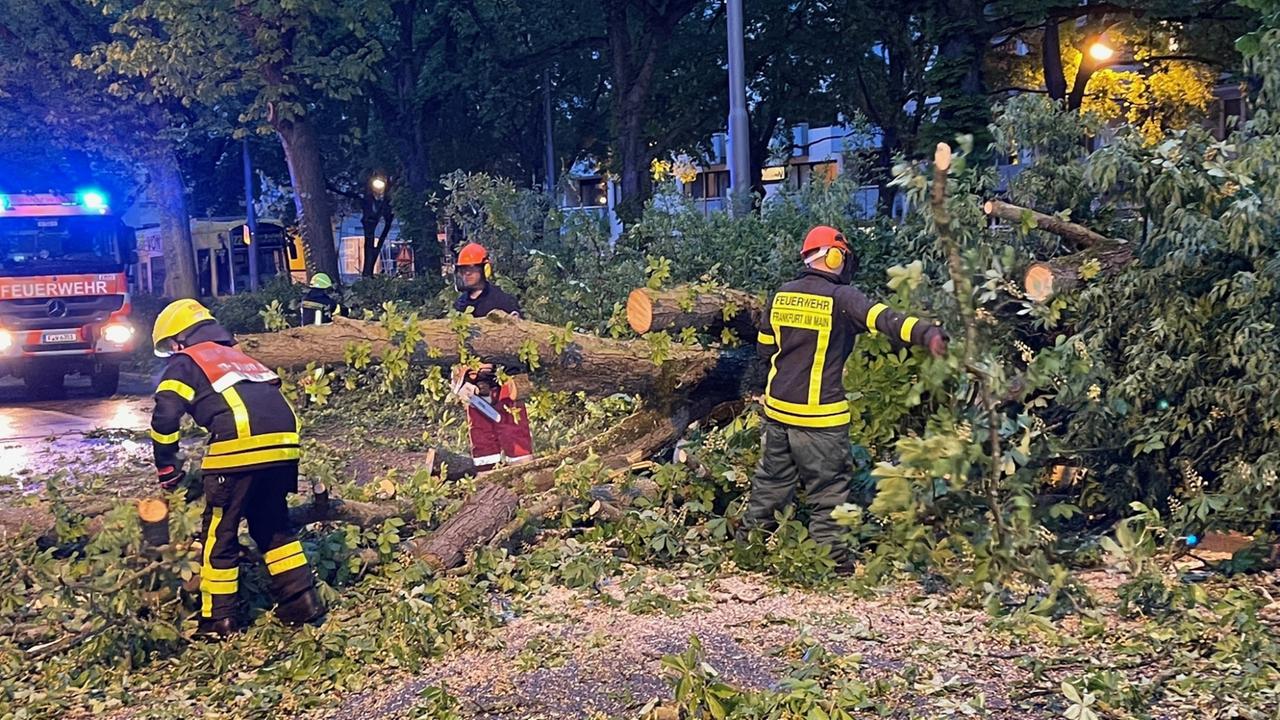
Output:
[1024, 263, 1056, 302]
[137, 498, 170, 547]
[626, 287, 654, 334]
[934, 143, 952, 171]
[982, 200, 995, 215]
[137, 498, 168, 523]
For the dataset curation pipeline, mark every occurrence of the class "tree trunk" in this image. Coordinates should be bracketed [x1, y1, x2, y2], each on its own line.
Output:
[983, 199, 1111, 249]
[402, 482, 519, 569]
[145, 151, 198, 299]
[274, 115, 340, 282]
[360, 191, 393, 278]
[1043, 19, 1068, 101]
[626, 285, 763, 340]
[930, 1, 991, 146]
[1023, 241, 1135, 301]
[237, 314, 722, 398]
[605, 1, 692, 223]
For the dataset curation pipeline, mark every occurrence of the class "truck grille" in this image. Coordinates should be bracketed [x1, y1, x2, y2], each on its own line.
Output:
[0, 295, 125, 330]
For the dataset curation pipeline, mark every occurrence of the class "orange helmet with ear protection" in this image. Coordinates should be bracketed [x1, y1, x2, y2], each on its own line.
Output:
[801, 225, 849, 271]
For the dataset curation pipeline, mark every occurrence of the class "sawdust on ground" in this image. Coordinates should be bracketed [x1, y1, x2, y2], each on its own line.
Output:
[325, 572, 1093, 719]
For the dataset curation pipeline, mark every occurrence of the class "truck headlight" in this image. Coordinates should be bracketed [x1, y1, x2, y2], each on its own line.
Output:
[0, 330, 11, 352]
[101, 323, 134, 345]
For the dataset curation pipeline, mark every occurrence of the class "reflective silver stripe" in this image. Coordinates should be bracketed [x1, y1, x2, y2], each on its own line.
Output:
[210, 370, 279, 393]
[472, 453, 503, 465]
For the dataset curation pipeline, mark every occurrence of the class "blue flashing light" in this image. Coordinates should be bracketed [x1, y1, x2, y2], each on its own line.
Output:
[78, 189, 109, 212]
[1185, 534, 1199, 547]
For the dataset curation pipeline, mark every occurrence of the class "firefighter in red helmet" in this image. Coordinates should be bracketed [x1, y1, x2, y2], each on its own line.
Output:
[452, 243, 536, 472]
[739, 225, 948, 570]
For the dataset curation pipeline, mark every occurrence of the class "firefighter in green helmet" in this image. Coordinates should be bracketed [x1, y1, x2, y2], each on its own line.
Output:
[300, 273, 342, 326]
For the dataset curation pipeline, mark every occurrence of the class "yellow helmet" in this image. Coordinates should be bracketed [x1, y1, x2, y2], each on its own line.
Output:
[152, 298, 215, 357]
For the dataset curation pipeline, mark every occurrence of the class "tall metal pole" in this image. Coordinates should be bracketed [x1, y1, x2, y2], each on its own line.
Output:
[242, 138, 260, 291]
[543, 67, 556, 197]
[726, 0, 751, 215]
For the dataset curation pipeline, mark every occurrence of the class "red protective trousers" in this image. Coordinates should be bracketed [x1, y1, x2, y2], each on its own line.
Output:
[466, 385, 534, 471]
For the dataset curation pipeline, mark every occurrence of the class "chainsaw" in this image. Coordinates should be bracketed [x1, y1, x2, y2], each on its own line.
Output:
[451, 372, 502, 422]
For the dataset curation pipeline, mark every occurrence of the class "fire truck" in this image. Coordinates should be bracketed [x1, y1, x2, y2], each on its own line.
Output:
[0, 190, 138, 397]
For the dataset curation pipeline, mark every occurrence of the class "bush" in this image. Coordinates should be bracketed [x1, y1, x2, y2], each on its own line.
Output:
[209, 277, 306, 334]
[345, 275, 446, 315]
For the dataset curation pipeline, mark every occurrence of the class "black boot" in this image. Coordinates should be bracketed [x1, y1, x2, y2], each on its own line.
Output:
[275, 587, 326, 627]
[195, 616, 242, 641]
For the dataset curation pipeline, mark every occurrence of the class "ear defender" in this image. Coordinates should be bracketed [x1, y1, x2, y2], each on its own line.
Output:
[823, 247, 844, 270]
[483, 261, 493, 279]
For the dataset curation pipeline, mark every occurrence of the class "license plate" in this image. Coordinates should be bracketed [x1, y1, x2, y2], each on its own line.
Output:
[42, 331, 79, 343]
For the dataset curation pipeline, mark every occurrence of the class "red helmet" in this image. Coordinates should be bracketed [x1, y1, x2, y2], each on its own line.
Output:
[801, 225, 848, 257]
[457, 242, 489, 266]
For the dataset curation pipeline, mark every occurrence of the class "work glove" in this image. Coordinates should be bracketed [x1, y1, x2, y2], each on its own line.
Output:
[925, 326, 949, 358]
[157, 464, 185, 491]
[456, 381, 479, 406]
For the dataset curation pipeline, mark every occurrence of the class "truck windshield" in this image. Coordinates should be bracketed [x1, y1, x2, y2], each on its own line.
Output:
[0, 215, 123, 276]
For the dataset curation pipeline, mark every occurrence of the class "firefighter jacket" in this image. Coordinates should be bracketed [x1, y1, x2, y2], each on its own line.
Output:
[300, 288, 340, 326]
[150, 323, 301, 475]
[757, 269, 943, 428]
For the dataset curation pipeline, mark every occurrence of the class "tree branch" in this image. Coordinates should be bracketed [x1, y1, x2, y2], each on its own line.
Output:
[989, 87, 1050, 95]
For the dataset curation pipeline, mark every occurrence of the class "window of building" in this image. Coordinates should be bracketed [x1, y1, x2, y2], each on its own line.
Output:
[579, 179, 607, 207]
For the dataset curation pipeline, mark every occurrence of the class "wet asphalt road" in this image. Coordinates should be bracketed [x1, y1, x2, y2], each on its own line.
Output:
[0, 372, 154, 482]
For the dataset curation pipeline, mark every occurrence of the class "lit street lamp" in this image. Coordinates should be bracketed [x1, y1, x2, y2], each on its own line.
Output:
[1088, 41, 1115, 63]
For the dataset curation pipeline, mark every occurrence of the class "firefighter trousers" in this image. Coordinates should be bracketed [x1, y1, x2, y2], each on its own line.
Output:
[199, 464, 315, 620]
[467, 393, 534, 472]
[739, 418, 854, 563]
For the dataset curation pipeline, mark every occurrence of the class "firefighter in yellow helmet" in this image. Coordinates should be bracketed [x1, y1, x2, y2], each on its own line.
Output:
[739, 226, 948, 571]
[300, 273, 342, 326]
[150, 299, 324, 638]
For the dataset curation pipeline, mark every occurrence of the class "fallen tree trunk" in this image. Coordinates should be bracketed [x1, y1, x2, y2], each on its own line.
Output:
[238, 315, 719, 398]
[983, 199, 1110, 249]
[1023, 241, 1134, 302]
[402, 482, 520, 569]
[627, 285, 763, 341]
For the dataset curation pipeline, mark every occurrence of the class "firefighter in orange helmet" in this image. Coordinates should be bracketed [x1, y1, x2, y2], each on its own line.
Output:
[451, 243, 536, 472]
[739, 226, 947, 570]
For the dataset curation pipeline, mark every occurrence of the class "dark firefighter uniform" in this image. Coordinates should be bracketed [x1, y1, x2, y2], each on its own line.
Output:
[300, 273, 341, 326]
[453, 243, 535, 471]
[150, 299, 323, 636]
[742, 227, 945, 566]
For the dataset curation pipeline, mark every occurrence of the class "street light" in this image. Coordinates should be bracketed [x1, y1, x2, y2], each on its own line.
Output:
[1088, 40, 1114, 63]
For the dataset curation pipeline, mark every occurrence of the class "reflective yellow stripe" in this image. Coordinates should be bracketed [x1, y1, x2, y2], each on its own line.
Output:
[764, 395, 850, 416]
[201, 447, 300, 470]
[808, 326, 830, 405]
[900, 316, 919, 343]
[865, 303, 889, 336]
[221, 386, 251, 438]
[764, 405, 852, 428]
[150, 428, 181, 444]
[267, 553, 308, 576]
[764, 315, 782, 400]
[264, 541, 304, 565]
[772, 293, 833, 331]
[157, 380, 195, 402]
[202, 507, 223, 618]
[200, 578, 238, 593]
[203, 565, 238, 581]
[757, 332, 776, 345]
[208, 432, 300, 456]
